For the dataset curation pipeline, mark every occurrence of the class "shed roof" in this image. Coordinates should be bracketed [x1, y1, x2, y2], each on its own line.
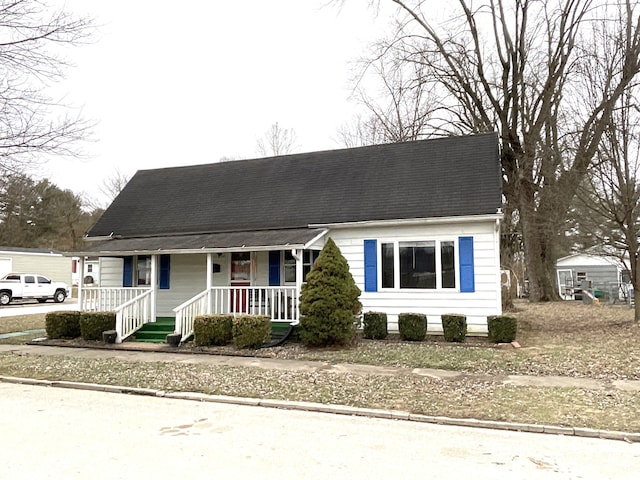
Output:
[87, 133, 502, 243]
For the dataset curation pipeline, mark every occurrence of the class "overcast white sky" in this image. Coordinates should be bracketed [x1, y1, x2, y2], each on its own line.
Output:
[40, 1, 398, 206]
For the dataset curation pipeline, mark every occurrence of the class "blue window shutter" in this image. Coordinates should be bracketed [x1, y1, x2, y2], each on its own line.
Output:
[364, 239, 378, 292]
[122, 256, 133, 287]
[269, 251, 280, 286]
[159, 254, 170, 289]
[459, 236, 475, 293]
[312, 250, 319, 263]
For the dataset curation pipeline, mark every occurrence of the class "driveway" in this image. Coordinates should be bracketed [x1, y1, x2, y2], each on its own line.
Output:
[0, 298, 79, 318]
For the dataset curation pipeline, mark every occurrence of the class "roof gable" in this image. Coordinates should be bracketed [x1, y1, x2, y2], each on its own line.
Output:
[88, 133, 502, 239]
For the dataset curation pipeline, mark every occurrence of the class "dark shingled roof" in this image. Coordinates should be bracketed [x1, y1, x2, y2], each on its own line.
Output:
[88, 133, 501, 240]
[80, 228, 326, 254]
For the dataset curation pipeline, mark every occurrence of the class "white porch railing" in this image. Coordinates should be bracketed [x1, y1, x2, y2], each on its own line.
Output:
[174, 286, 298, 342]
[81, 287, 150, 312]
[115, 289, 153, 343]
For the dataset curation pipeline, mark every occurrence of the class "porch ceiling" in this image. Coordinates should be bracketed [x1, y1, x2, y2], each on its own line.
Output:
[71, 228, 327, 256]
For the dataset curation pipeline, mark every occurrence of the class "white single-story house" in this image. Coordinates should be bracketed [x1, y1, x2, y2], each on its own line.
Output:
[72, 133, 504, 343]
[71, 256, 100, 286]
[0, 247, 72, 286]
[556, 253, 631, 301]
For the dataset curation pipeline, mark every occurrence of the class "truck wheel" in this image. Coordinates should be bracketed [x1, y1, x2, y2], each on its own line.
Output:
[54, 290, 66, 303]
[0, 291, 11, 306]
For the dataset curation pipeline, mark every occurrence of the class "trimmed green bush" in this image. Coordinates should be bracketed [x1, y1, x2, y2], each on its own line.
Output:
[441, 314, 467, 343]
[232, 315, 271, 349]
[79, 312, 116, 341]
[45, 311, 81, 339]
[487, 315, 518, 343]
[398, 312, 427, 341]
[194, 314, 233, 346]
[363, 311, 388, 340]
[299, 238, 362, 347]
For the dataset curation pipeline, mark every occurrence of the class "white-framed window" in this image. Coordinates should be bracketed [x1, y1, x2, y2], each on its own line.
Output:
[283, 250, 316, 284]
[136, 255, 151, 286]
[380, 239, 457, 290]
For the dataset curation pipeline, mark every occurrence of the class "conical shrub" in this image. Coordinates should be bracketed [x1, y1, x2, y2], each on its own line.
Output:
[299, 238, 362, 347]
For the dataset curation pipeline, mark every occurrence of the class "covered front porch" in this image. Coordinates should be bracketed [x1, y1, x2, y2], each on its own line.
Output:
[73, 228, 326, 343]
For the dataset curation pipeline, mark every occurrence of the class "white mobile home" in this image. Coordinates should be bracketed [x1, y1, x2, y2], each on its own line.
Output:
[0, 247, 72, 286]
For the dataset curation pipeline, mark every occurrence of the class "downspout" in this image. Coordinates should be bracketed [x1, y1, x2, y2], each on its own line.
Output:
[77, 256, 85, 311]
[292, 248, 302, 326]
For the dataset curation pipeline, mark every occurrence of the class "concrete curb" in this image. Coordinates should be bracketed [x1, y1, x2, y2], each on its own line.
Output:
[2, 375, 639, 444]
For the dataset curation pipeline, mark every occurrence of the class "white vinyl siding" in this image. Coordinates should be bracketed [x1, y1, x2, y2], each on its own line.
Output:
[329, 219, 502, 335]
[155, 254, 207, 317]
[98, 257, 124, 287]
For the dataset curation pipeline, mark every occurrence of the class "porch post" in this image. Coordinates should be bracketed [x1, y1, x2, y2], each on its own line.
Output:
[150, 254, 157, 323]
[77, 256, 85, 311]
[206, 253, 213, 313]
[294, 248, 303, 322]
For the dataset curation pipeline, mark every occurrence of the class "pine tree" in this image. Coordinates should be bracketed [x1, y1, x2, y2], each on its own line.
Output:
[298, 238, 362, 347]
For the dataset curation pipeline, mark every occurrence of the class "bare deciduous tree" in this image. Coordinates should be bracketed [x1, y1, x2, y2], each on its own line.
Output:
[98, 167, 130, 204]
[256, 122, 299, 156]
[338, 56, 438, 146]
[340, 0, 640, 301]
[0, 0, 94, 174]
[574, 85, 640, 321]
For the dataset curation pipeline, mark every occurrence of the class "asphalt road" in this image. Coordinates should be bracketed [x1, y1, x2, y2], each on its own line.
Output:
[1, 383, 638, 479]
[0, 298, 78, 318]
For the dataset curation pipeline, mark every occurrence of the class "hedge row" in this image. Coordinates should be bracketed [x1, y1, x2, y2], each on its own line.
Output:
[45, 311, 116, 341]
[361, 311, 517, 343]
[194, 314, 271, 349]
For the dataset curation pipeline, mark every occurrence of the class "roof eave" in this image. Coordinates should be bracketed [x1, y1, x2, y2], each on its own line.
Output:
[309, 213, 503, 229]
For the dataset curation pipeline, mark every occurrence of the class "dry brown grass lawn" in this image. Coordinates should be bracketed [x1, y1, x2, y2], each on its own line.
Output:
[1, 301, 639, 432]
[269, 300, 640, 380]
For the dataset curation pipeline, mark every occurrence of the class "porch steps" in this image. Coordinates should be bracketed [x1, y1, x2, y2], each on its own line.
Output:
[133, 318, 176, 343]
[270, 321, 297, 343]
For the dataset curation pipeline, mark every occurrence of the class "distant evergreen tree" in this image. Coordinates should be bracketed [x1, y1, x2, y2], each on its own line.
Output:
[298, 238, 362, 347]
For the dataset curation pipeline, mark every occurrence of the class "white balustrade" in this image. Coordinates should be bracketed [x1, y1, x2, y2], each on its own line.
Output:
[174, 286, 298, 342]
[115, 289, 153, 343]
[82, 287, 150, 312]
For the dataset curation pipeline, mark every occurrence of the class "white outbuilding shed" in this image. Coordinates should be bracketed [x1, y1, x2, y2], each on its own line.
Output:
[556, 253, 630, 301]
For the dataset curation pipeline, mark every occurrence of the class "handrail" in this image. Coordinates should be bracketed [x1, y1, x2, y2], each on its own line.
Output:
[115, 289, 153, 343]
[174, 289, 209, 341]
[173, 286, 299, 342]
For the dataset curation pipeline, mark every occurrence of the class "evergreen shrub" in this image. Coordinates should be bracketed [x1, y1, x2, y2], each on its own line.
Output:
[45, 311, 81, 339]
[299, 238, 362, 347]
[398, 312, 427, 341]
[194, 314, 233, 346]
[79, 312, 116, 341]
[441, 314, 467, 343]
[487, 315, 518, 343]
[232, 315, 271, 349]
[363, 311, 388, 340]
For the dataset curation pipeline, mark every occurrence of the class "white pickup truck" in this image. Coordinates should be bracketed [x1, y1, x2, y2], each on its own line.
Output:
[0, 273, 70, 306]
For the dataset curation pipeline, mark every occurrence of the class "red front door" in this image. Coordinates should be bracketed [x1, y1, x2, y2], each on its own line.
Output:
[231, 252, 251, 313]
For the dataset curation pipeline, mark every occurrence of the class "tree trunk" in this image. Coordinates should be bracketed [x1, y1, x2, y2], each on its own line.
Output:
[634, 253, 640, 324]
[520, 211, 560, 302]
